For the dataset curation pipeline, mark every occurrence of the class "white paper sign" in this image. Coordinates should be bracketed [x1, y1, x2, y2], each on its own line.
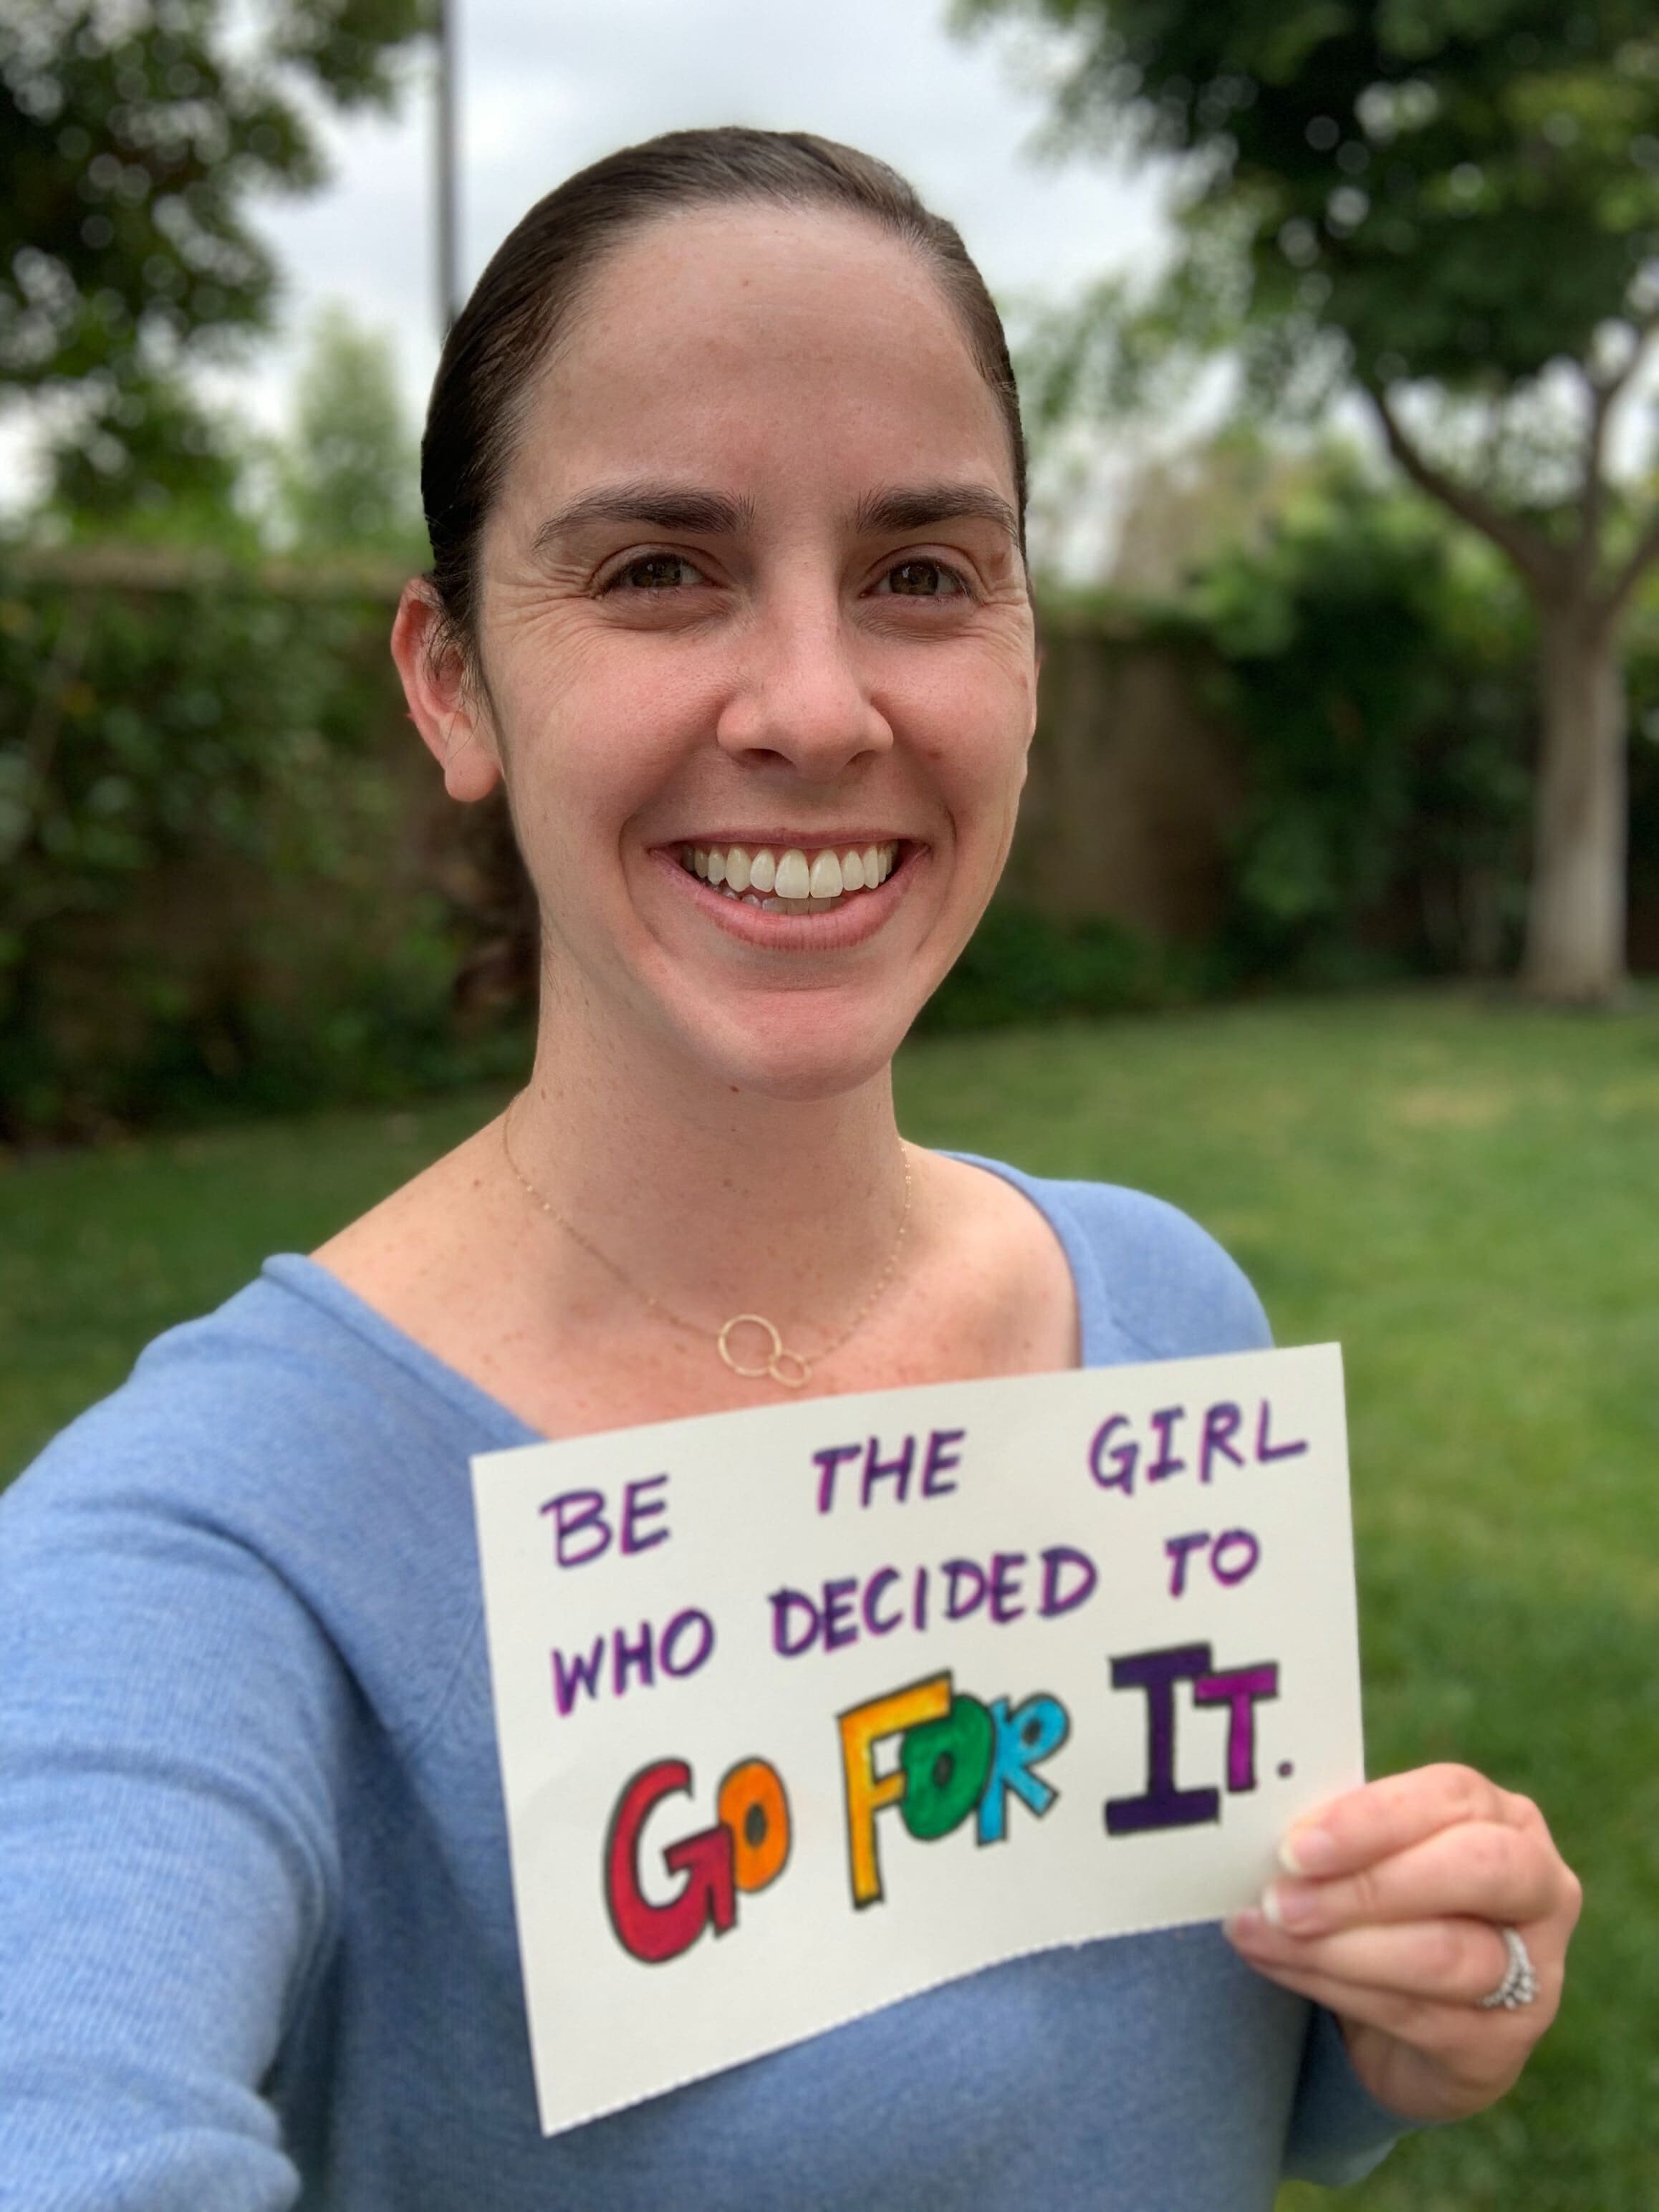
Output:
[472, 1342, 1362, 2136]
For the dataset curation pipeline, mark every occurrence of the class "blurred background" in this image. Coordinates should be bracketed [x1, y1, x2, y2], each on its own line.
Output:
[2, 4, 1656, 2204]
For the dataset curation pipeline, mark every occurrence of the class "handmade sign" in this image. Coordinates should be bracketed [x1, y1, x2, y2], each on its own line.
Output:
[472, 1342, 1362, 2136]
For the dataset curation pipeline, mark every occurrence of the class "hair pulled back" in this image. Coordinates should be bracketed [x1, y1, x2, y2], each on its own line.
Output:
[421, 125, 1027, 649]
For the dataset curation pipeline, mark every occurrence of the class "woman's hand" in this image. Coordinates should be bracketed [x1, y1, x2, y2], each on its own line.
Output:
[1224, 1764, 1582, 2122]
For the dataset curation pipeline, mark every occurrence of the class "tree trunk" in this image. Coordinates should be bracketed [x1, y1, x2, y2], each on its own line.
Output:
[1521, 592, 1628, 1002]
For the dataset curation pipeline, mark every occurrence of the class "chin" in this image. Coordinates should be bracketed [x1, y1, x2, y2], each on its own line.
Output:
[666, 988, 922, 1102]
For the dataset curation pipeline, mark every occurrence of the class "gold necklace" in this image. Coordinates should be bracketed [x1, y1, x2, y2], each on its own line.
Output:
[499, 1104, 912, 1389]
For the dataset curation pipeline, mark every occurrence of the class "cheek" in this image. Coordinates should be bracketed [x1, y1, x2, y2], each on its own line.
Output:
[906, 653, 1035, 825]
[494, 646, 703, 852]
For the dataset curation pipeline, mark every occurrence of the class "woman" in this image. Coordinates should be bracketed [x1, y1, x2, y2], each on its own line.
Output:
[0, 130, 1578, 2209]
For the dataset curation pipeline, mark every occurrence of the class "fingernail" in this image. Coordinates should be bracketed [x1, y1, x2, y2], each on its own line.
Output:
[1262, 1880, 1319, 1931]
[1279, 1825, 1337, 1877]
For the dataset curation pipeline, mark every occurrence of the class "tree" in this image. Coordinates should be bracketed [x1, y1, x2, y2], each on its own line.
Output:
[962, 0, 1659, 999]
[277, 302, 423, 554]
[1, 0, 429, 489]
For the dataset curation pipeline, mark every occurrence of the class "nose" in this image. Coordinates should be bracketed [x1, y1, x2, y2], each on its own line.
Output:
[714, 584, 893, 779]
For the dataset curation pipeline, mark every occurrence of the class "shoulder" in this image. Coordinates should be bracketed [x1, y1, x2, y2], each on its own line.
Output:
[951, 1155, 1273, 1366]
[0, 1259, 523, 1726]
[8, 1259, 462, 1524]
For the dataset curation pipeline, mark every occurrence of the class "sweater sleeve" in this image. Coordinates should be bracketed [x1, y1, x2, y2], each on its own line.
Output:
[0, 1417, 347, 2210]
[1284, 2006, 1414, 2185]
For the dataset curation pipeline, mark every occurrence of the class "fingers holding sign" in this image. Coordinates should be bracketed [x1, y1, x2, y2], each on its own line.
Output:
[1225, 1764, 1581, 2123]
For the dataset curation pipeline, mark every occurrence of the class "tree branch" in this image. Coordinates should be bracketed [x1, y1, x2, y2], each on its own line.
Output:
[1365, 385, 1564, 594]
[1605, 505, 1659, 615]
[1580, 314, 1659, 565]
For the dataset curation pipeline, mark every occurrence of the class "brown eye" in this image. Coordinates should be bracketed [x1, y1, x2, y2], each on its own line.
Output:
[881, 559, 962, 597]
[612, 554, 701, 590]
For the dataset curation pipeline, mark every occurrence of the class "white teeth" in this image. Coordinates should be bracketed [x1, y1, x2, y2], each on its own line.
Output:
[774, 849, 812, 900]
[680, 839, 903, 901]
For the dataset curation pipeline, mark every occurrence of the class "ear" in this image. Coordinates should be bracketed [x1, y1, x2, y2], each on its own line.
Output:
[1021, 630, 1042, 771]
[390, 580, 502, 803]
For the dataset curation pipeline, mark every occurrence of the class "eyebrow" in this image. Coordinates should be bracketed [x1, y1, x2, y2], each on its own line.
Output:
[532, 478, 1021, 555]
[852, 483, 1021, 544]
[532, 483, 757, 552]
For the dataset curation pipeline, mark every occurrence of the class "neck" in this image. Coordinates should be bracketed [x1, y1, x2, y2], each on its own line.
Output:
[506, 983, 908, 1346]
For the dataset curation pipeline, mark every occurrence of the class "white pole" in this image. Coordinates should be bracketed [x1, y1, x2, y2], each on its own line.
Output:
[435, 0, 461, 337]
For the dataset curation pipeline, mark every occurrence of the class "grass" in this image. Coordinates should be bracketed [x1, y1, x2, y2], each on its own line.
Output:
[4, 987, 1657, 2206]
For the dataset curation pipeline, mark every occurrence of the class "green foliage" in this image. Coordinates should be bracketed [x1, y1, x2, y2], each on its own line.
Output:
[276, 303, 423, 556]
[919, 905, 1203, 1032]
[42, 366, 250, 540]
[969, 0, 1659, 999]
[965, 0, 1659, 393]
[0, 548, 520, 1140]
[0, 0, 430, 483]
[1177, 468, 1535, 978]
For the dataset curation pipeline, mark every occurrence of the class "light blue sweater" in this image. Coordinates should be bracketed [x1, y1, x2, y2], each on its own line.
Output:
[0, 1165, 1407, 2209]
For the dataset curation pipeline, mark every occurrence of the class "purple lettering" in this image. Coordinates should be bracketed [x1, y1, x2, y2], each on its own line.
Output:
[1104, 1643, 1221, 1836]
[913, 1564, 929, 1632]
[1210, 1528, 1261, 1586]
[862, 1433, 915, 1506]
[1194, 1663, 1279, 1792]
[660, 1608, 716, 1679]
[920, 1428, 966, 1496]
[620, 1473, 671, 1555]
[1146, 1407, 1187, 1483]
[1088, 1415, 1138, 1496]
[769, 1587, 821, 1658]
[612, 1620, 655, 1696]
[1256, 1401, 1309, 1463]
[942, 1557, 987, 1621]
[862, 1567, 903, 1638]
[1199, 1403, 1245, 1484]
[1039, 1544, 1097, 1618]
[1165, 1530, 1211, 1597]
[989, 1550, 1026, 1624]
[812, 1443, 862, 1514]
[550, 1635, 607, 1716]
[822, 1576, 860, 1653]
[540, 1489, 611, 1568]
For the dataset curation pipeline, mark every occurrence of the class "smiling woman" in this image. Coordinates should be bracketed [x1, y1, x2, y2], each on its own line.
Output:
[0, 129, 1577, 2212]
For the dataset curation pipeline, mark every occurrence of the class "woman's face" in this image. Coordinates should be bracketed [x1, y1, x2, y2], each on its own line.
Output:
[458, 203, 1036, 1100]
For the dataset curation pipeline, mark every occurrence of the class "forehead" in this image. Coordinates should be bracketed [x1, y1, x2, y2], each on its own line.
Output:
[506, 204, 1014, 511]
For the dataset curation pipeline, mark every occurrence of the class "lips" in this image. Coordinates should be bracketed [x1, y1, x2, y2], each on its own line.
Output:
[681, 840, 900, 914]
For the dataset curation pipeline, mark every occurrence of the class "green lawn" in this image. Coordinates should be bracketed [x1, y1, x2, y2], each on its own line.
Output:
[4, 989, 1656, 2206]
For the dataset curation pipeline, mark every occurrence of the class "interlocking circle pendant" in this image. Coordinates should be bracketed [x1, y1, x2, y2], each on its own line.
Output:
[717, 1314, 811, 1388]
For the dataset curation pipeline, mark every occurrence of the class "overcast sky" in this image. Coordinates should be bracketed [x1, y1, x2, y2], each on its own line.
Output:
[243, 0, 1170, 435]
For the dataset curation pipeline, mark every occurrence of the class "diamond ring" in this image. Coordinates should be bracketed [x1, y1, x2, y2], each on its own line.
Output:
[1477, 1925, 1539, 2011]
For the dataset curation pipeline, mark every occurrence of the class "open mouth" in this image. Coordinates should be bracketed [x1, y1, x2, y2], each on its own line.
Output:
[678, 840, 902, 915]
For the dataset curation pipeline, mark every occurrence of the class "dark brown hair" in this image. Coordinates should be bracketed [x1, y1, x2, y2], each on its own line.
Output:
[421, 125, 1027, 650]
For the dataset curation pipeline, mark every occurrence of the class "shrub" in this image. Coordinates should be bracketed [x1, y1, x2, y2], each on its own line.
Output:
[0, 545, 525, 1140]
[919, 906, 1204, 1032]
[1176, 473, 1537, 985]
